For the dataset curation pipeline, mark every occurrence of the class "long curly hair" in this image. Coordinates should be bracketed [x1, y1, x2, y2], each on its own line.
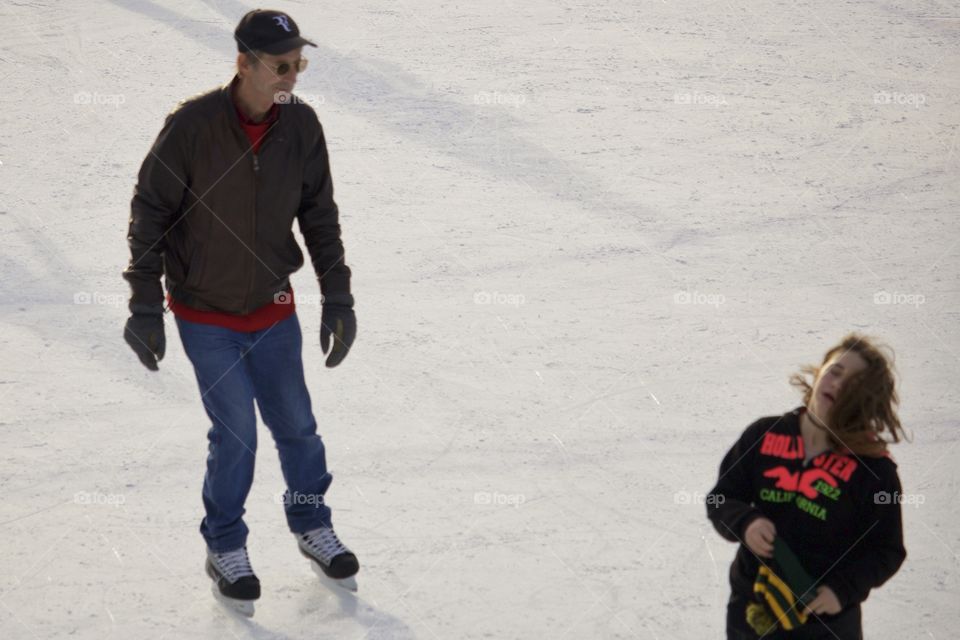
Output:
[789, 334, 908, 457]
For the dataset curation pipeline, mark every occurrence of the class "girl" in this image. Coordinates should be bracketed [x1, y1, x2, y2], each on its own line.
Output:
[707, 334, 908, 639]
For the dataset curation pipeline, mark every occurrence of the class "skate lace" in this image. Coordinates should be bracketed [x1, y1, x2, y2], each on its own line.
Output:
[301, 527, 349, 564]
[212, 547, 255, 583]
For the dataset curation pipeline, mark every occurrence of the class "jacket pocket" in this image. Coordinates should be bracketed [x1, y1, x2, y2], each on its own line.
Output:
[176, 218, 208, 291]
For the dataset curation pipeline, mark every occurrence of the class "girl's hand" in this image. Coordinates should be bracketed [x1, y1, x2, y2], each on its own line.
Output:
[744, 517, 776, 558]
[804, 585, 842, 615]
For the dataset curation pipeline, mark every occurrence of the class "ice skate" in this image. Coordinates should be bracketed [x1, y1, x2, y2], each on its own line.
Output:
[296, 526, 360, 592]
[206, 546, 261, 616]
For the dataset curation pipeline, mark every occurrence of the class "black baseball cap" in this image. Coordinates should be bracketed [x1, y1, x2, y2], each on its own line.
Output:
[234, 9, 317, 55]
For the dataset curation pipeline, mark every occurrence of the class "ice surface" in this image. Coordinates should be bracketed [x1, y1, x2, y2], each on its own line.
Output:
[0, 0, 957, 638]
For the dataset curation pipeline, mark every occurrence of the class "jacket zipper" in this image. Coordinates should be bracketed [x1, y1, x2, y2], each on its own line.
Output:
[242, 121, 281, 314]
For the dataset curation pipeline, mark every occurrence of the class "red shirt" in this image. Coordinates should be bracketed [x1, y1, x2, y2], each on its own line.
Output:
[235, 99, 279, 153]
[167, 287, 296, 332]
[167, 93, 293, 332]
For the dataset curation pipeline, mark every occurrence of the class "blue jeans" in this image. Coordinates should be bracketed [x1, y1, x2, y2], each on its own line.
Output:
[176, 313, 333, 552]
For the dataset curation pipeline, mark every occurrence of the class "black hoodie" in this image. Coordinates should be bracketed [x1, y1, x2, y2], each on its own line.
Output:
[707, 408, 906, 624]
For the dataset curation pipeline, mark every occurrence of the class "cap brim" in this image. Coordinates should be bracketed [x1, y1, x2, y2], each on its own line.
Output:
[259, 36, 317, 55]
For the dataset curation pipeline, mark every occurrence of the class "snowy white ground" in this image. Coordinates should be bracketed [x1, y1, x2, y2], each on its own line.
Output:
[1, 0, 958, 638]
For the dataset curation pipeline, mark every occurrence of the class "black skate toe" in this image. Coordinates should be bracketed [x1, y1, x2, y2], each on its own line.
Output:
[223, 575, 261, 600]
[299, 546, 360, 579]
[326, 552, 359, 579]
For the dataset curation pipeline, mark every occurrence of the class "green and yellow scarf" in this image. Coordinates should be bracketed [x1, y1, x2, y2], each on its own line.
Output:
[747, 538, 817, 634]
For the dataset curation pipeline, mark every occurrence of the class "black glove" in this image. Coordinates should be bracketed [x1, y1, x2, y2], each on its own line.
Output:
[124, 303, 165, 371]
[320, 293, 356, 368]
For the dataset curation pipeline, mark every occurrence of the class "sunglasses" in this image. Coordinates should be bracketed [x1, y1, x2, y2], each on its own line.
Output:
[265, 57, 308, 76]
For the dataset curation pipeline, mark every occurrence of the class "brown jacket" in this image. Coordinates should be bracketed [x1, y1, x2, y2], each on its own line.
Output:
[123, 77, 350, 314]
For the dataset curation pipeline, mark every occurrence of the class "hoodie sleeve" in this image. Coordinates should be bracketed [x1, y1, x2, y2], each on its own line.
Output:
[820, 460, 907, 608]
[707, 419, 769, 543]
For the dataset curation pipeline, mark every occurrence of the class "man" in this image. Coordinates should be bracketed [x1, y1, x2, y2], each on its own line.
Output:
[122, 9, 359, 616]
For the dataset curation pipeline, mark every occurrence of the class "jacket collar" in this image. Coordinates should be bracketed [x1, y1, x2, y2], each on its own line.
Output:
[223, 76, 279, 122]
[220, 76, 284, 145]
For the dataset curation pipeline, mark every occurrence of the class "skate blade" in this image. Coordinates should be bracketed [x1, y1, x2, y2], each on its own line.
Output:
[311, 562, 358, 592]
[211, 583, 255, 617]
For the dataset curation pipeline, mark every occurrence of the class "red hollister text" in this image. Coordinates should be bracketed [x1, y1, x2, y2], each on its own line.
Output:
[759, 433, 804, 460]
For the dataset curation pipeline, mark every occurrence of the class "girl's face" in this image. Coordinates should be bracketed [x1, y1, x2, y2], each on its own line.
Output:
[809, 350, 868, 421]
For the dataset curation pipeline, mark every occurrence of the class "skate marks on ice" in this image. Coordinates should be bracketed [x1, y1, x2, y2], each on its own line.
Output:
[205, 578, 416, 640]
[201, 551, 413, 640]
[107, 0, 661, 234]
[294, 573, 417, 640]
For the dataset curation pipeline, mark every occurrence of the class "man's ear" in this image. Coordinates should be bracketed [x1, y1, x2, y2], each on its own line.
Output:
[237, 52, 253, 77]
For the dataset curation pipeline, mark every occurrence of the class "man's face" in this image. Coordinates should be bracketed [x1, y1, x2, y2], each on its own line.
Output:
[241, 47, 304, 98]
